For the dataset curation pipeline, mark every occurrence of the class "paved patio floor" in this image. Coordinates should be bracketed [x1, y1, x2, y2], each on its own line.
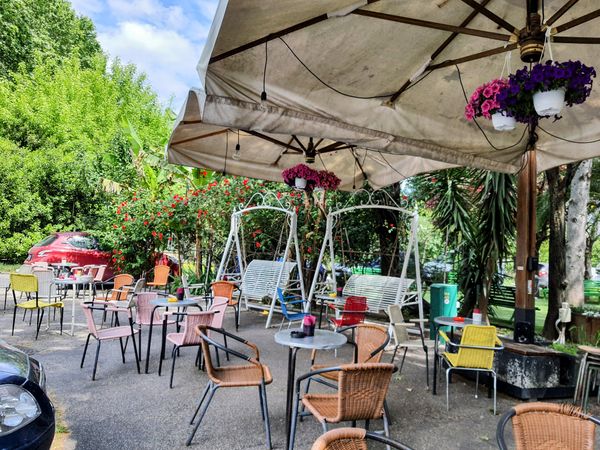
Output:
[0, 298, 588, 449]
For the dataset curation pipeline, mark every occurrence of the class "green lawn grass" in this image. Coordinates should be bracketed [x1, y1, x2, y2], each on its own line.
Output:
[0, 263, 19, 273]
[489, 296, 549, 334]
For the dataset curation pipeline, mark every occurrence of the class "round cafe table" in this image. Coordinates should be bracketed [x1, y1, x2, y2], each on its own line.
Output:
[144, 297, 202, 374]
[53, 276, 93, 336]
[275, 329, 347, 450]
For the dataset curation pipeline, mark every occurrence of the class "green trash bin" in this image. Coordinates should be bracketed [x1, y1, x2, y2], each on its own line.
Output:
[429, 283, 458, 336]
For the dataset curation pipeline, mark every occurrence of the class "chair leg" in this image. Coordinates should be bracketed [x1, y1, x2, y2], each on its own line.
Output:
[35, 308, 44, 340]
[475, 372, 480, 399]
[170, 345, 178, 388]
[81, 334, 92, 368]
[224, 334, 229, 362]
[383, 409, 392, 450]
[289, 385, 301, 450]
[92, 340, 102, 381]
[186, 384, 218, 446]
[235, 304, 239, 331]
[131, 332, 141, 374]
[119, 338, 126, 364]
[383, 399, 392, 426]
[390, 345, 399, 364]
[215, 347, 221, 367]
[190, 383, 211, 425]
[398, 348, 408, 375]
[299, 377, 312, 422]
[424, 347, 430, 388]
[445, 368, 452, 411]
[59, 307, 64, 335]
[12, 306, 18, 336]
[258, 386, 265, 421]
[138, 327, 143, 362]
[260, 383, 272, 449]
[492, 371, 497, 415]
[321, 421, 328, 433]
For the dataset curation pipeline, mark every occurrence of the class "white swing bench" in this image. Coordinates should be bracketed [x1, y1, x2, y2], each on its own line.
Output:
[240, 260, 300, 310]
[342, 274, 417, 313]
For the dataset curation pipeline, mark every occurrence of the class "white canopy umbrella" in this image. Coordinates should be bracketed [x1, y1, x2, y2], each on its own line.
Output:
[166, 0, 600, 337]
[167, 0, 600, 189]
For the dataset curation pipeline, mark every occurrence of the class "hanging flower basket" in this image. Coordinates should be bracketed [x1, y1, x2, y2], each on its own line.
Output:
[533, 88, 566, 116]
[282, 164, 320, 190]
[465, 78, 515, 131]
[491, 111, 516, 131]
[501, 60, 596, 121]
[294, 177, 307, 189]
[317, 170, 341, 191]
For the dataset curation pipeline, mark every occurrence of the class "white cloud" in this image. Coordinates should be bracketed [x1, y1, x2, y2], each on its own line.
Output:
[98, 21, 202, 106]
[69, 0, 217, 107]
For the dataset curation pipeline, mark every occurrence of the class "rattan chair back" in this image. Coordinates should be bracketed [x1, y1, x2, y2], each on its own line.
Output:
[311, 427, 414, 450]
[151, 265, 170, 286]
[135, 292, 160, 325]
[355, 324, 389, 363]
[336, 363, 394, 422]
[211, 281, 235, 304]
[498, 402, 599, 450]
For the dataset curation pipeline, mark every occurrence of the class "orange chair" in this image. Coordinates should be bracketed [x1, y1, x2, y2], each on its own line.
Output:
[103, 274, 135, 302]
[147, 265, 170, 292]
[211, 281, 239, 330]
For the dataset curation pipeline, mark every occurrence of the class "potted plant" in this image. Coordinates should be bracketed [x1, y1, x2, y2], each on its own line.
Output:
[281, 164, 320, 190]
[317, 170, 341, 191]
[504, 60, 596, 118]
[465, 78, 516, 131]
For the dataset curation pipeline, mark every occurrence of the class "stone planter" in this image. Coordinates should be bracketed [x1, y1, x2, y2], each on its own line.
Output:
[493, 339, 578, 400]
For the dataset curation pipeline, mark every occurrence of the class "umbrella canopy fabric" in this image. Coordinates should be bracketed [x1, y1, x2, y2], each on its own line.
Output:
[167, 0, 600, 190]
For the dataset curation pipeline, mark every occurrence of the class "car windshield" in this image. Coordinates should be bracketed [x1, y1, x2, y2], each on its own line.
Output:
[34, 235, 58, 247]
[66, 236, 98, 250]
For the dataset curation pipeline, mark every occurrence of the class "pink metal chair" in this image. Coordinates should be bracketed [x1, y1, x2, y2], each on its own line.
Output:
[80, 302, 140, 380]
[165, 310, 215, 388]
[135, 292, 176, 362]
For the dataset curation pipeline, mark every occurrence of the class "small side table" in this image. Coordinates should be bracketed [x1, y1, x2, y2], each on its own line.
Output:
[53, 276, 93, 336]
[275, 329, 347, 450]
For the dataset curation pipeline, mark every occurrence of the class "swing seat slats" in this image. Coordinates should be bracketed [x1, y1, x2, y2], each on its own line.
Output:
[342, 274, 416, 313]
[241, 260, 298, 305]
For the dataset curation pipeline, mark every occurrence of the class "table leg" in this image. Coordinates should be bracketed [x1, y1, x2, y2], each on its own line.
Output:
[70, 286, 76, 336]
[158, 315, 168, 376]
[144, 306, 158, 374]
[285, 347, 298, 450]
[433, 323, 439, 395]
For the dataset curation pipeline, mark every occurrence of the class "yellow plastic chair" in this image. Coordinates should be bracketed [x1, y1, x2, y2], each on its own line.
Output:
[10, 273, 64, 339]
[439, 325, 503, 414]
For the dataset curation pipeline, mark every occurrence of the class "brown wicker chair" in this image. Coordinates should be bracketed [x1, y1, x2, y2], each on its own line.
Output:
[186, 325, 273, 449]
[496, 402, 600, 450]
[290, 363, 395, 450]
[311, 428, 414, 450]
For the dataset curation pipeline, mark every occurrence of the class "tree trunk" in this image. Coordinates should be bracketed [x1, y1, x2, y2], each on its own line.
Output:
[543, 165, 576, 339]
[565, 159, 592, 306]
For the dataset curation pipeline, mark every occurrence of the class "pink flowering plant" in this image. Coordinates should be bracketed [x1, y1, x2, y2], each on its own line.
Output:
[282, 164, 321, 189]
[317, 170, 341, 191]
[464, 78, 512, 121]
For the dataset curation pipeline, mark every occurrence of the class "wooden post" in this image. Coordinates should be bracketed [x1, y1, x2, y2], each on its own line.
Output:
[514, 148, 536, 340]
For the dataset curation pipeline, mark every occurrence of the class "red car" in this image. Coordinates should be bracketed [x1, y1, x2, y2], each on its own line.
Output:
[26, 232, 115, 279]
[26, 232, 179, 280]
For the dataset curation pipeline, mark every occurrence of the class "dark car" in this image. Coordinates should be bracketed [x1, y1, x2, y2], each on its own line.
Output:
[0, 341, 55, 450]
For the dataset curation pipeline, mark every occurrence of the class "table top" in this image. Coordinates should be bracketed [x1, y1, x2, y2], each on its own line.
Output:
[151, 297, 200, 308]
[434, 316, 478, 328]
[54, 276, 93, 285]
[274, 329, 347, 350]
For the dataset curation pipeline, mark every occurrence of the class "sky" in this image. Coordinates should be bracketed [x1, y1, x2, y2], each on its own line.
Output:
[69, 0, 218, 110]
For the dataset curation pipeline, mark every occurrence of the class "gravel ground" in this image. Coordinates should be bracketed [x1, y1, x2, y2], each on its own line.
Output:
[0, 297, 588, 450]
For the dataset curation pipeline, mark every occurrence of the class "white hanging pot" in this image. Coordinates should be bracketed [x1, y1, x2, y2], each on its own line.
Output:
[491, 112, 516, 131]
[533, 88, 565, 116]
[295, 177, 307, 189]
